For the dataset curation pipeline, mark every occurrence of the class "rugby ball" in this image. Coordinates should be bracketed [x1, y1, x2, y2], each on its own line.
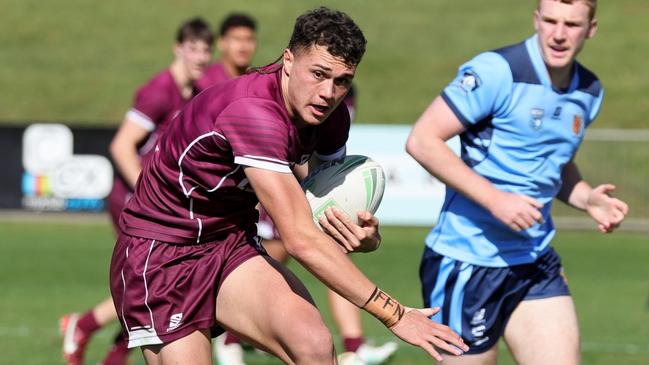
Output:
[302, 155, 385, 226]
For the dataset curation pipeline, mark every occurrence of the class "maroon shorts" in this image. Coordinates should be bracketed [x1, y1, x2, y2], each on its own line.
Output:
[109, 230, 264, 348]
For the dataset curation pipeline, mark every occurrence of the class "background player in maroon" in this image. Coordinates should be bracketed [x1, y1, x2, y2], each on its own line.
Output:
[197, 13, 257, 91]
[110, 7, 468, 365]
[59, 17, 214, 365]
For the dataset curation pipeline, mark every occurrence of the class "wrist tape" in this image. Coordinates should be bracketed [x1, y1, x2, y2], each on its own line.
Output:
[362, 286, 405, 328]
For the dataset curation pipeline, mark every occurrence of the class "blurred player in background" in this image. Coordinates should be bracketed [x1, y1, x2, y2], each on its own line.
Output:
[110, 7, 467, 365]
[407, 0, 628, 364]
[59, 17, 214, 365]
[196, 13, 257, 91]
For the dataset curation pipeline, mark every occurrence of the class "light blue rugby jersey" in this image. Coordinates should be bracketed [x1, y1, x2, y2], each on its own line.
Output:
[427, 35, 604, 267]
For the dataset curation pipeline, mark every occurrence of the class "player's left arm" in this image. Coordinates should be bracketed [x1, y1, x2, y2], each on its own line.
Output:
[557, 160, 629, 233]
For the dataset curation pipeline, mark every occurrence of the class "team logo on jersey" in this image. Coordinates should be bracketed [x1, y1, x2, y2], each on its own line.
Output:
[552, 106, 562, 119]
[530, 108, 544, 130]
[572, 114, 582, 135]
[459, 71, 480, 93]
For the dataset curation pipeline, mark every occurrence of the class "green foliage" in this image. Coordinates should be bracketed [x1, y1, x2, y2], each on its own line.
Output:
[0, 222, 647, 364]
[1, 0, 646, 127]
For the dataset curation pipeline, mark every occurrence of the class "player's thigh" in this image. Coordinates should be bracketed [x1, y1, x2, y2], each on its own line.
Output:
[504, 296, 579, 365]
[142, 329, 211, 365]
[440, 344, 498, 365]
[215, 255, 333, 360]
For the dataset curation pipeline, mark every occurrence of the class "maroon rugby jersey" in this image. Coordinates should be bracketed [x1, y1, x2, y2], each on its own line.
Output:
[120, 65, 350, 244]
[108, 69, 196, 227]
[195, 62, 230, 91]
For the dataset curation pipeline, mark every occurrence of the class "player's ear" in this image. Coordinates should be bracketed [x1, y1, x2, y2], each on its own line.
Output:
[283, 49, 294, 75]
[587, 18, 598, 39]
[173, 43, 182, 58]
[533, 9, 541, 32]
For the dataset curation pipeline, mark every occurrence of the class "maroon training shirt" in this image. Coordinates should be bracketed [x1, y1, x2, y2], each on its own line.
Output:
[120, 65, 350, 244]
[196, 62, 230, 91]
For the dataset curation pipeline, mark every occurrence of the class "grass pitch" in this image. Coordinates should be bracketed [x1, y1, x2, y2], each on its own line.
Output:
[1, 0, 647, 128]
[0, 220, 647, 364]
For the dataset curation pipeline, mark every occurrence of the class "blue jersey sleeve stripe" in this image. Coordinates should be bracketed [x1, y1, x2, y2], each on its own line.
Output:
[441, 92, 473, 128]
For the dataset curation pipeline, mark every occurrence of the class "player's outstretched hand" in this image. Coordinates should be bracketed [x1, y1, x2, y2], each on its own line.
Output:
[586, 184, 629, 233]
[389, 307, 468, 362]
[487, 190, 544, 232]
[319, 207, 381, 253]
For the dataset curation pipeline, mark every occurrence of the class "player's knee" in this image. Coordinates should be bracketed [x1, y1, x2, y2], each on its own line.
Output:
[288, 323, 334, 362]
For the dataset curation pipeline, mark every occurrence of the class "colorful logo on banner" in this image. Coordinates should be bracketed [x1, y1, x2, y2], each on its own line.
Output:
[21, 124, 113, 211]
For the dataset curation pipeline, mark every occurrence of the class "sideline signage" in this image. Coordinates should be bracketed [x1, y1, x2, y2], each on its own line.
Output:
[347, 125, 459, 226]
[2, 123, 457, 226]
[21, 124, 113, 211]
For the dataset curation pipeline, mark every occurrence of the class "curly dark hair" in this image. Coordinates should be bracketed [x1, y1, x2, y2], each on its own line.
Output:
[288, 7, 366, 67]
[219, 13, 256, 36]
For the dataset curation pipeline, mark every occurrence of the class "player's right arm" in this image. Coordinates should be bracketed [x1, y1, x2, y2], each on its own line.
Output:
[406, 97, 543, 232]
[406, 53, 543, 232]
[109, 118, 150, 188]
[111, 80, 169, 189]
[244, 166, 469, 361]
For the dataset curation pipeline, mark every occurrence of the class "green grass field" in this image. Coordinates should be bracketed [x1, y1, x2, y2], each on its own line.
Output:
[1, 1, 647, 364]
[1, 220, 647, 364]
[1, 0, 647, 128]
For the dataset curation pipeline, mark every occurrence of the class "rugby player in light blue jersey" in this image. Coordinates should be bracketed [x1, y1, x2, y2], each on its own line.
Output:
[407, 0, 628, 364]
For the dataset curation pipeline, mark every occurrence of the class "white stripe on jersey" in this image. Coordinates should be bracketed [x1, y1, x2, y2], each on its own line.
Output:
[177, 131, 233, 243]
[126, 109, 156, 132]
[206, 165, 241, 193]
[241, 154, 290, 165]
[235, 156, 292, 173]
[178, 131, 227, 197]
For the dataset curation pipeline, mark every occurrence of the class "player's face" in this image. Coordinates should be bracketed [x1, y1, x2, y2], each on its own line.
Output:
[218, 27, 257, 69]
[175, 39, 213, 81]
[534, 0, 597, 72]
[282, 45, 355, 127]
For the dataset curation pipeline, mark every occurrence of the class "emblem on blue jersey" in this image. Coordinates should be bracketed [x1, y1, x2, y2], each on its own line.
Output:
[460, 71, 480, 92]
[552, 106, 562, 119]
[573, 114, 582, 135]
[530, 108, 544, 130]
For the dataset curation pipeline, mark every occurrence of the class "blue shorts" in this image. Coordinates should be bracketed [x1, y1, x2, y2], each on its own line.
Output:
[420, 246, 570, 354]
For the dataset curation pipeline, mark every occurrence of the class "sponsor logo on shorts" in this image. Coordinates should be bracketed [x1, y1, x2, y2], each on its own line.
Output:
[470, 308, 490, 346]
[167, 313, 183, 332]
[470, 308, 486, 325]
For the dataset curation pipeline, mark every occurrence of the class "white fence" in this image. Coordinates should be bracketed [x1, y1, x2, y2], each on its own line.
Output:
[347, 126, 648, 231]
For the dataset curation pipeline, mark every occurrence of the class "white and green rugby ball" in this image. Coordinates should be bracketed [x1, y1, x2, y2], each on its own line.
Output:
[302, 155, 386, 226]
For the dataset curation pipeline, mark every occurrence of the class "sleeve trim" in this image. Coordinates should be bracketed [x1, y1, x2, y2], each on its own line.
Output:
[234, 156, 292, 173]
[441, 92, 473, 129]
[126, 109, 156, 131]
